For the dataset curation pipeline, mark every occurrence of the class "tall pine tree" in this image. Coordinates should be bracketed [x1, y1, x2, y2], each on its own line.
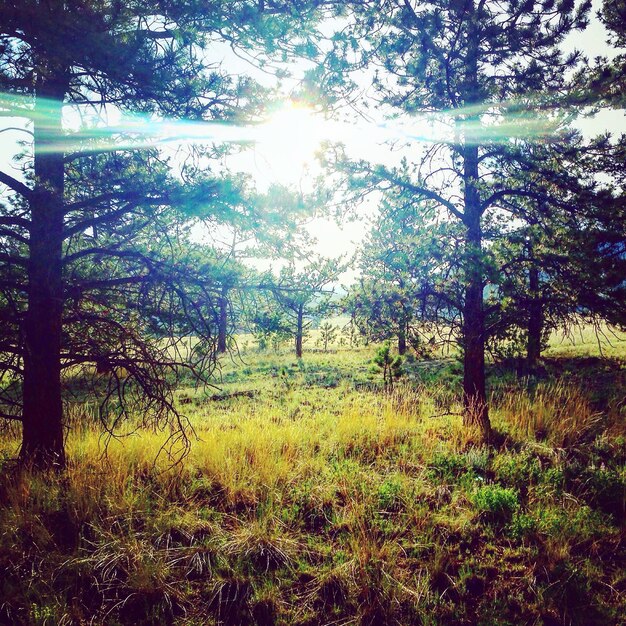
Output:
[316, 0, 590, 439]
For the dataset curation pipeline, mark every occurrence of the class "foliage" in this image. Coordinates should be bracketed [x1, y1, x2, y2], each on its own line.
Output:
[471, 485, 519, 524]
[249, 303, 292, 353]
[266, 256, 344, 357]
[372, 342, 403, 389]
[582, 0, 626, 108]
[318, 321, 338, 352]
[346, 196, 463, 358]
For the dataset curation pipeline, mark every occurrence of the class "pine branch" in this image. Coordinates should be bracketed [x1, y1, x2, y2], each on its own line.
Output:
[0, 170, 33, 200]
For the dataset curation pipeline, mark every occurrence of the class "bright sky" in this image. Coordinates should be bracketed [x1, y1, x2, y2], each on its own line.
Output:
[1, 2, 624, 280]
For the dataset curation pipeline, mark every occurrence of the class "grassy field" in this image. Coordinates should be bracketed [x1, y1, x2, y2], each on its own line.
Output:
[545, 323, 626, 360]
[0, 331, 624, 625]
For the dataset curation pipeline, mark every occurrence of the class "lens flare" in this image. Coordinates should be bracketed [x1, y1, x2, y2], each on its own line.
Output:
[0, 92, 567, 167]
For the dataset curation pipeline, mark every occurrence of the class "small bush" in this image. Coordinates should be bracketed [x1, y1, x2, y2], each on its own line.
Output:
[373, 343, 403, 388]
[471, 485, 519, 523]
[509, 512, 538, 540]
[428, 451, 467, 480]
[429, 449, 489, 483]
[493, 449, 543, 489]
[377, 476, 404, 512]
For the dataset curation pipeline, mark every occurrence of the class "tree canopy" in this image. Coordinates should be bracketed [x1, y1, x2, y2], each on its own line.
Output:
[0, 0, 322, 466]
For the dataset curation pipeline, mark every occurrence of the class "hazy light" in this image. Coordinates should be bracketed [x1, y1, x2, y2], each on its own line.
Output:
[0, 91, 574, 166]
[253, 101, 328, 185]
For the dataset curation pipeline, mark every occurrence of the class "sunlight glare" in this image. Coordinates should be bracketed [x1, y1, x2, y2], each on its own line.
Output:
[254, 101, 328, 186]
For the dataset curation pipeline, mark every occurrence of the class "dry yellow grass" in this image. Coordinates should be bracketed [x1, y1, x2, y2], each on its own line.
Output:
[0, 339, 623, 625]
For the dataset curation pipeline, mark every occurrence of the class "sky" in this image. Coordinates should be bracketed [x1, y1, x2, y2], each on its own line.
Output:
[0, 2, 624, 283]
[229, 3, 626, 275]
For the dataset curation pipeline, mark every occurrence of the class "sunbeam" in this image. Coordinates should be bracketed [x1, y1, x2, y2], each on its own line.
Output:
[0, 91, 569, 171]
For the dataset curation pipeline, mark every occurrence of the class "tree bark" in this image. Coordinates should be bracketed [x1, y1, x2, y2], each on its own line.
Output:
[398, 328, 407, 355]
[217, 285, 229, 354]
[459, 2, 491, 442]
[526, 264, 543, 374]
[295, 305, 303, 358]
[461, 199, 490, 440]
[20, 69, 67, 468]
[460, 152, 489, 436]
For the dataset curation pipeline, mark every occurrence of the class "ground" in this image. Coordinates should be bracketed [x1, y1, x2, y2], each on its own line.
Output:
[0, 326, 624, 625]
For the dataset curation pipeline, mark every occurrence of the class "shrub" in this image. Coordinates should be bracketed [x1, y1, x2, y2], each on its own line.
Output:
[509, 512, 538, 540]
[373, 343, 403, 389]
[428, 451, 465, 482]
[471, 485, 519, 523]
[493, 449, 543, 489]
[429, 449, 489, 483]
[377, 476, 404, 512]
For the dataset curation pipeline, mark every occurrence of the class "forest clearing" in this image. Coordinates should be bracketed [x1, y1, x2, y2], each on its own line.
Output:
[1, 1, 625, 624]
[0, 328, 624, 625]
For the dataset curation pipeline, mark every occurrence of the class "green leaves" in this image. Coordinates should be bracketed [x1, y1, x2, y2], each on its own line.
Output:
[373, 342, 403, 388]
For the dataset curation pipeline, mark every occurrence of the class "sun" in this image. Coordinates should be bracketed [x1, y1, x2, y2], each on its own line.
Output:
[254, 101, 328, 186]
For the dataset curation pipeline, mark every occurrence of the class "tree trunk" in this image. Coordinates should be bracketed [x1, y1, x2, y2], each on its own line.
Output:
[462, 208, 490, 440]
[20, 71, 67, 468]
[460, 147, 490, 440]
[398, 328, 407, 355]
[526, 264, 543, 374]
[295, 305, 303, 358]
[217, 286, 229, 354]
[459, 4, 490, 442]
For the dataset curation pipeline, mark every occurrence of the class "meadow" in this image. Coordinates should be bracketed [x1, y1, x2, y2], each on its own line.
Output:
[0, 328, 624, 626]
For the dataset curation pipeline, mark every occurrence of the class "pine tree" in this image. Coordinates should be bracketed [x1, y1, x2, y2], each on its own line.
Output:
[317, 0, 590, 440]
[319, 321, 338, 351]
[0, 0, 321, 467]
[269, 257, 342, 358]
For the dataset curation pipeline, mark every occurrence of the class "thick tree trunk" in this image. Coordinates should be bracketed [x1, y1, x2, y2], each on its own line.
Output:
[295, 305, 303, 358]
[217, 286, 229, 354]
[526, 264, 543, 374]
[20, 74, 67, 468]
[461, 148, 491, 441]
